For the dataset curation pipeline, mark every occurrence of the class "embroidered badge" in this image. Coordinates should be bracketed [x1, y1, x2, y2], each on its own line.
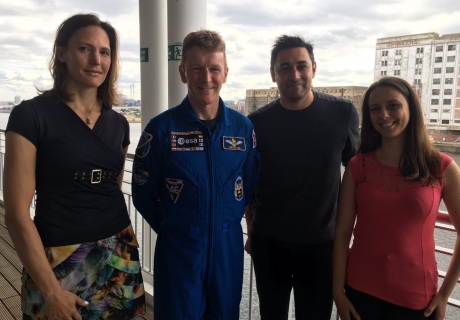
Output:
[135, 131, 153, 158]
[165, 178, 185, 204]
[223, 136, 246, 151]
[252, 129, 257, 148]
[234, 176, 244, 201]
[133, 162, 149, 185]
[171, 131, 204, 151]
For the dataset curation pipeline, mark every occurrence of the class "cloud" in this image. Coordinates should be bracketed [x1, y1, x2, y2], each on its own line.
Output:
[0, 0, 459, 103]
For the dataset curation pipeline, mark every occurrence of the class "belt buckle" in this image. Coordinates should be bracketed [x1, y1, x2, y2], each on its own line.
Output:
[91, 169, 102, 184]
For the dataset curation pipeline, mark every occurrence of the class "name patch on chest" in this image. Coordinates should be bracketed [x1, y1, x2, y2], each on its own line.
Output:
[171, 131, 204, 151]
[223, 136, 246, 151]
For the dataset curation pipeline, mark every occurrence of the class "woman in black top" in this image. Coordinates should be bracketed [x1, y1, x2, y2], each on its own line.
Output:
[4, 13, 145, 320]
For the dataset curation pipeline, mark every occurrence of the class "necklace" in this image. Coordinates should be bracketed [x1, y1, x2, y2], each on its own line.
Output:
[84, 100, 98, 125]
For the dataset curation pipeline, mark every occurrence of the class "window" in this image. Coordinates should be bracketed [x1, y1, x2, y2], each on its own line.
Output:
[445, 89, 452, 95]
[431, 99, 439, 105]
[380, 71, 387, 76]
[417, 47, 424, 53]
[443, 109, 450, 113]
[430, 119, 438, 123]
[414, 79, 421, 85]
[442, 120, 449, 124]
[432, 89, 440, 95]
[415, 68, 422, 75]
[445, 78, 453, 84]
[382, 50, 388, 56]
[434, 68, 442, 74]
[448, 45, 456, 51]
[396, 49, 402, 55]
[431, 109, 438, 112]
[416, 58, 423, 64]
[446, 67, 454, 73]
[435, 57, 443, 63]
[394, 70, 400, 76]
[433, 79, 441, 85]
[395, 59, 401, 66]
[436, 46, 443, 52]
[447, 56, 455, 62]
[382, 60, 387, 66]
[455, 120, 460, 124]
[443, 99, 451, 105]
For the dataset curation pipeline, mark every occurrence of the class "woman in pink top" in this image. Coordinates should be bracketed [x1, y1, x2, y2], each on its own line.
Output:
[333, 77, 460, 320]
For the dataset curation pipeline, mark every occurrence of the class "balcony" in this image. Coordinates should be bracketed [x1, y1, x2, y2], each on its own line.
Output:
[0, 129, 459, 319]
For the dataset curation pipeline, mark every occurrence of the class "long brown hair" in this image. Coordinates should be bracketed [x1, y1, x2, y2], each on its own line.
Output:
[359, 76, 440, 183]
[40, 13, 121, 107]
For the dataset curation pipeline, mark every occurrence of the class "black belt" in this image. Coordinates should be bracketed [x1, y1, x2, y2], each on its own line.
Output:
[73, 169, 119, 184]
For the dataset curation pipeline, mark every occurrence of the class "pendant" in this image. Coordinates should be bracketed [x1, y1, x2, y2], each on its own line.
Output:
[86, 117, 92, 125]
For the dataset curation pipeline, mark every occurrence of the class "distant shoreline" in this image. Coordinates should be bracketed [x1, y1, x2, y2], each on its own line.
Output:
[124, 116, 141, 123]
[434, 142, 460, 154]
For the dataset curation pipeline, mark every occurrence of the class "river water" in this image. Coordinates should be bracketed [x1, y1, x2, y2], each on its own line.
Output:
[1, 113, 459, 319]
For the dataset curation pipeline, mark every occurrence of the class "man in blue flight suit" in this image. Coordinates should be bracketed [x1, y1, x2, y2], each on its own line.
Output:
[132, 29, 259, 320]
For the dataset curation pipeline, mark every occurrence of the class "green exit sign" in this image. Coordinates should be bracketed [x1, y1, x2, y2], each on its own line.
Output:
[168, 44, 182, 61]
[140, 48, 148, 62]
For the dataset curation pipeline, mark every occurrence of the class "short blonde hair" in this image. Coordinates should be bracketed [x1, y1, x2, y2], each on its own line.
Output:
[180, 29, 226, 67]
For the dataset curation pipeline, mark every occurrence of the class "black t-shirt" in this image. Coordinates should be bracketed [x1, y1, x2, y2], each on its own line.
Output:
[6, 94, 131, 246]
[248, 92, 359, 243]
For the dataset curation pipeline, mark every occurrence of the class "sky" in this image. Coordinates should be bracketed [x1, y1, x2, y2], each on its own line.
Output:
[0, 0, 459, 103]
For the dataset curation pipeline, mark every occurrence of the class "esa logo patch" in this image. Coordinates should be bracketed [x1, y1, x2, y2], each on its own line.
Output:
[223, 136, 246, 151]
[171, 131, 204, 151]
[234, 176, 244, 201]
[165, 178, 185, 204]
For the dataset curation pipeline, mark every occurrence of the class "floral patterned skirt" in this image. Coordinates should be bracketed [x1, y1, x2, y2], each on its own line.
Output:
[21, 225, 146, 319]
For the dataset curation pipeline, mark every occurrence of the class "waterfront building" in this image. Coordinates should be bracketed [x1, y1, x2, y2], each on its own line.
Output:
[226, 99, 246, 114]
[314, 86, 367, 123]
[374, 32, 460, 141]
[245, 86, 365, 122]
[245, 87, 280, 115]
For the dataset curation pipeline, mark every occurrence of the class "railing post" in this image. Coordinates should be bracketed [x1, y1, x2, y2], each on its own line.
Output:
[249, 259, 253, 320]
[288, 290, 294, 319]
[0, 131, 4, 192]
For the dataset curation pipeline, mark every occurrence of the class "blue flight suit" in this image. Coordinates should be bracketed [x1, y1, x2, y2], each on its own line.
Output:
[132, 97, 259, 319]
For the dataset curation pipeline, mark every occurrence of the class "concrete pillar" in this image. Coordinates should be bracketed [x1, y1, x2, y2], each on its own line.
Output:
[138, 0, 168, 304]
[167, 0, 207, 109]
[139, 0, 168, 130]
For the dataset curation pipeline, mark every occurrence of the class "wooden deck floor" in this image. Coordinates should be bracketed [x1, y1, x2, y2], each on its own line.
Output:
[0, 204, 153, 319]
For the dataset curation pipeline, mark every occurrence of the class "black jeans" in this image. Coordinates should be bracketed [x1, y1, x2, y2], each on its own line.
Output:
[345, 284, 435, 320]
[251, 231, 333, 320]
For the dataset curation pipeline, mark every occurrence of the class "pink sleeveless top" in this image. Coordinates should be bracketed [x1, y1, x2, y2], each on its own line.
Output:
[346, 152, 452, 309]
